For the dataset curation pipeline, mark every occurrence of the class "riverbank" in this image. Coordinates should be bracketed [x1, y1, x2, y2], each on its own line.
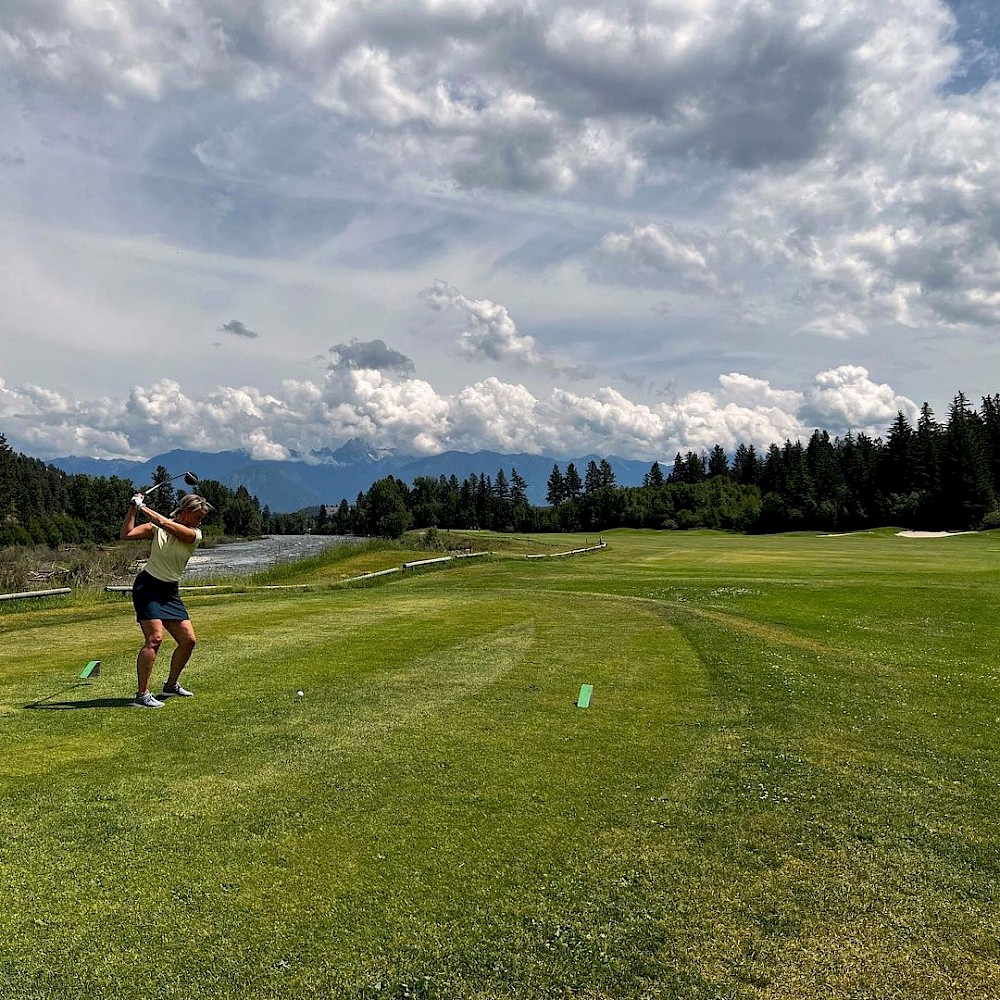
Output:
[0, 534, 308, 593]
[0, 541, 147, 594]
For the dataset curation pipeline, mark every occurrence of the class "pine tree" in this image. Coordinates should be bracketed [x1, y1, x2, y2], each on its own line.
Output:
[943, 392, 993, 526]
[546, 464, 565, 506]
[732, 443, 760, 486]
[707, 445, 729, 479]
[979, 394, 1000, 499]
[334, 499, 351, 533]
[584, 460, 601, 494]
[804, 430, 843, 526]
[493, 468, 512, 528]
[881, 411, 916, 497]
[912, 402, 943, 524]
[475, 474, 492, 528]
[459, 476, 477, 526]
[564, 463, 583, 501]
[493, 468, 510, 502]
[510, 467, 531, 529]
[146, 465, 176, 516]
[684, 451, 706, 483]
[645, 460, 665, 488]
[510, 468, 529, 506]
[781, 439, 812, 523]
[759, 443, 785, 495]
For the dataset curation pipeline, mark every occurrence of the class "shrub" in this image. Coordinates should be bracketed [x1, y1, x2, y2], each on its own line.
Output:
[980, 507, 1000, 530]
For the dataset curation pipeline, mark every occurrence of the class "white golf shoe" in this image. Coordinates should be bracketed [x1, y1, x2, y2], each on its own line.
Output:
[162, 681, 194, 698]
[132, 691, 165, 708]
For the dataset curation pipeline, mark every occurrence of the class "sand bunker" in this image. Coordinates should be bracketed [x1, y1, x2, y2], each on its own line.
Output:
[895, 530, 975, 538]
[820, 530, 976, 538]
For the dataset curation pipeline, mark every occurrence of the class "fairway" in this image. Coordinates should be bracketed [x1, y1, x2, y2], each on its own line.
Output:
[1, 529, 999, 998]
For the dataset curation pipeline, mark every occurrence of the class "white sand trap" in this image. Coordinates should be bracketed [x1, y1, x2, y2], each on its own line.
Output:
[896, 530, 976, 538]
[820, 529, 977, 538]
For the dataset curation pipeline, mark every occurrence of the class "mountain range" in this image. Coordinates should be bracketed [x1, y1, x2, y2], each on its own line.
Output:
[50, 440, 663, 512]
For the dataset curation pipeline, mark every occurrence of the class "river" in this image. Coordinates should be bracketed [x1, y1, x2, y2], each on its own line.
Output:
[183, 534, 361, 579]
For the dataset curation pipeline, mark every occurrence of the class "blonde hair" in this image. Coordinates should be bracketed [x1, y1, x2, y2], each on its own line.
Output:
[171, 493, 214, 519]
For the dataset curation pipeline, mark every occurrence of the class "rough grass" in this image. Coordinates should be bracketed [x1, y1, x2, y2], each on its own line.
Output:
[0, 541, 148, 594]
[251, 538, 432, 586]
[1, 528, 999, 998]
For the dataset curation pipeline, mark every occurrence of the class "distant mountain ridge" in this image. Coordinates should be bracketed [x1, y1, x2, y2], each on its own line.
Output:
[50, 440, 662, 512]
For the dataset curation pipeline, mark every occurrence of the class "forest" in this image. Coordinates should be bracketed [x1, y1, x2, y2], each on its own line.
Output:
[325, 392, 1000, 537]
[0, 440, 271, 547]
[3, 392, 1000, 545]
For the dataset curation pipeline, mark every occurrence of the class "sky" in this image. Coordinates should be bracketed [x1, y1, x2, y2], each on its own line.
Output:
[1, 0, 999, 464]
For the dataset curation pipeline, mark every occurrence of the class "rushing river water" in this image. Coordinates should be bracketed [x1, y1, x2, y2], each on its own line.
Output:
[183, 534, 360, 579]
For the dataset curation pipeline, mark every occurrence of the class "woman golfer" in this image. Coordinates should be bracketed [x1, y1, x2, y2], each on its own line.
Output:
[121, 492, 212, 708]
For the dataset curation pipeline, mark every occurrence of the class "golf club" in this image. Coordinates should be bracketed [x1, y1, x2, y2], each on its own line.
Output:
[141, 470, 200, 497]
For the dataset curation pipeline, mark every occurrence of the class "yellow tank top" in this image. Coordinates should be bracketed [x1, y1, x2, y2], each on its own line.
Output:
[145, 526, 203, 583]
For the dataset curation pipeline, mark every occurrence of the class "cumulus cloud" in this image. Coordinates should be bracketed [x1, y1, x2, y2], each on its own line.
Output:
[804, 365, 918, 432]
[448, 377, 543, 453]
[2, 0, 999, 453]
[219, 319, 260, 339]
[718, 373, 805, 411]
[422, 281, 548, 366]
[421, 281, 592, 377]
[0, 365, 920, 464]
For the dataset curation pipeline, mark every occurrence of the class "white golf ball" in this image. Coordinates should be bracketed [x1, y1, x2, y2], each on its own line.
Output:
[296, 690, 304, 698]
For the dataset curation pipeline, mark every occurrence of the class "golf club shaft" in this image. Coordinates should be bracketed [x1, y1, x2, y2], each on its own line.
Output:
[144, 478, 177, 496]
[142, 471, 197, 496]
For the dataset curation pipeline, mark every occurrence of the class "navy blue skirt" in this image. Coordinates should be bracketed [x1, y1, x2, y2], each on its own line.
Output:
[132, 570, 190, 622]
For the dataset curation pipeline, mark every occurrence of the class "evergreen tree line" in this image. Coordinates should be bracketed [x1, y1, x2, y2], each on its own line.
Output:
[6, 390, 1000, 545]
[318, 392, 1000, 537]
[0, 433, 271, 547]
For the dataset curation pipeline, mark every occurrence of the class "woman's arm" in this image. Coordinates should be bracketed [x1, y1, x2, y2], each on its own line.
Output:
[135, 504, 200, 545]
[121, 498, 155, 541]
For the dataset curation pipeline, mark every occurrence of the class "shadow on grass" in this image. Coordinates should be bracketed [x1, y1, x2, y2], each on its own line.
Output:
[25, 697, 134, 710]
[24, 683, 133, 710]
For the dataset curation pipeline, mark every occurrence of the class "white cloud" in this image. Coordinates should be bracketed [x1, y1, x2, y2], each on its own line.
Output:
[797, 312, 869, 339]
[596, 224, 716, 291]
[450, 377, 543, 453]
[0, 363, 921, 464]
[2, 0, 999, 467]
[0, 0, 905, 194]
[804, 365, 917, 433]
[421, 281, 557, 370]
[718, 373, 805, 410]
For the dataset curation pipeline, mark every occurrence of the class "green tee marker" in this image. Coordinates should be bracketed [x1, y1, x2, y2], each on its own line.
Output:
[577, 683, 593, 709]
[79, 660, 101, 680]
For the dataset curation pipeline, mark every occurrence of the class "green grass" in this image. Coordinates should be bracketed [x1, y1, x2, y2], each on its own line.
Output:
[1, 529, 999, 998]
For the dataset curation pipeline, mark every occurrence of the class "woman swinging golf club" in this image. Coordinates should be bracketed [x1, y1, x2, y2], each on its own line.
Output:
[121, 488, 212, 708]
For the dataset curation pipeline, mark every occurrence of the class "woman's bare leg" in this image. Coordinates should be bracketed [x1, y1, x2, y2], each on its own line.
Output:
[137, 620, 164, 694]
[163, 619, 197, 686]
